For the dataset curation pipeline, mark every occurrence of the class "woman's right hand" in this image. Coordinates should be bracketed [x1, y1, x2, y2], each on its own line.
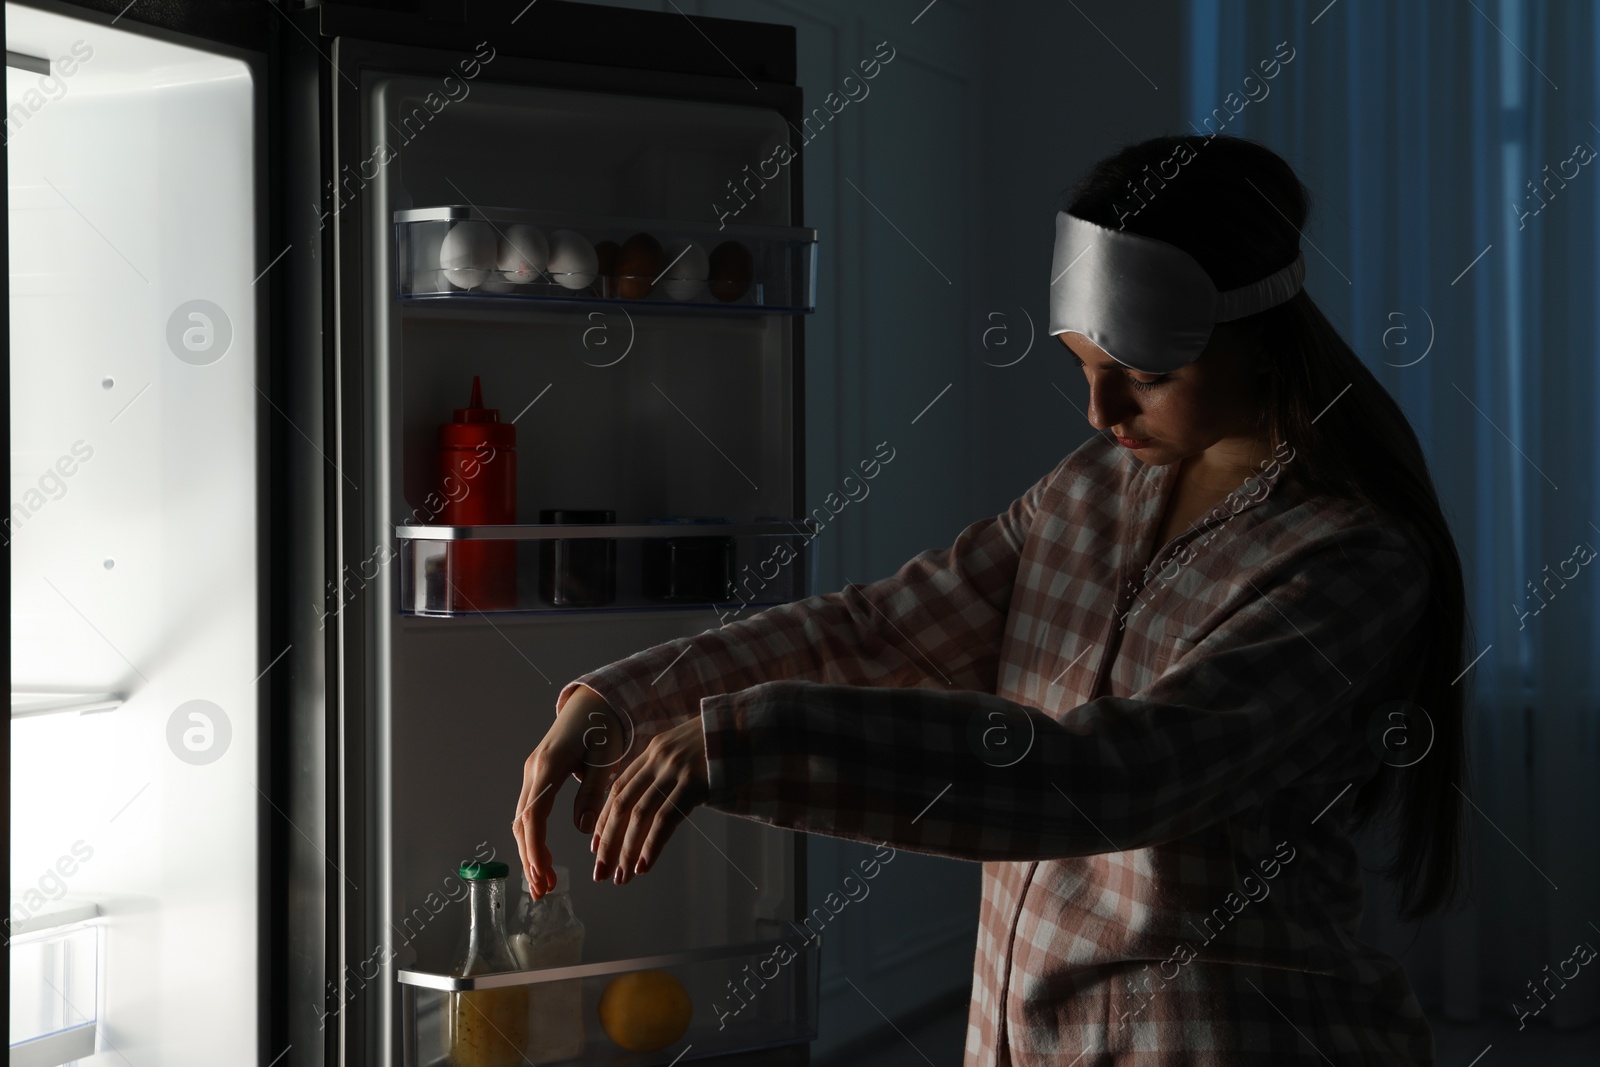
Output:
[512, 684, 632, 901]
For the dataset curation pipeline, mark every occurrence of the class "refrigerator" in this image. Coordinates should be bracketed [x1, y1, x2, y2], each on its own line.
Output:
[7, 2, 822, 1065]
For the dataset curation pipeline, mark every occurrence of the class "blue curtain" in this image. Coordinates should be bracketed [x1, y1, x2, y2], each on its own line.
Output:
[1187, 0, 1600, 1030]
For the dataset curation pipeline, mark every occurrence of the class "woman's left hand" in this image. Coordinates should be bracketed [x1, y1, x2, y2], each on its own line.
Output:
[590, 714, 710, 885]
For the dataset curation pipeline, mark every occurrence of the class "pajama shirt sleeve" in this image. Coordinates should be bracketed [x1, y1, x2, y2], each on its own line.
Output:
[554, 453, 1076, 756]
[698, 521, 1430, 861]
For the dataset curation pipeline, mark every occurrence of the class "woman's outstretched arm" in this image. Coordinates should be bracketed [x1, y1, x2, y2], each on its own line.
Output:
[555, 450, 1080, 752]
[692, 521, 1429, 862]
[518, 449, 1081, 895]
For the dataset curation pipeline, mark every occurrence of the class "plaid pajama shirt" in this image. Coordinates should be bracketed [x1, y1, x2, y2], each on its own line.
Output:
[558, 429, 1437, 1065]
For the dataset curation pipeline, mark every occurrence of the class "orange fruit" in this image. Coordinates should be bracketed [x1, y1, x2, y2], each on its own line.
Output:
[597, 969, 693, 1052]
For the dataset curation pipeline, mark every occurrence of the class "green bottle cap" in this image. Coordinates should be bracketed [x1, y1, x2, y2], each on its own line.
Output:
[459, 860, 510, 881]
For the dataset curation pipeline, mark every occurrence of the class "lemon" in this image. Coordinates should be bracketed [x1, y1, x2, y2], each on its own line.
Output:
[598, 969, 693, 1052]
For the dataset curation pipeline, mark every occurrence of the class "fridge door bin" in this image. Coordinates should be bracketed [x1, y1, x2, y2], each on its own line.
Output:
[396, 521, 818, 616]
[8, 922, 98, 1067]
[398, 934, 820, 1067]
[396, 207, 818, 314]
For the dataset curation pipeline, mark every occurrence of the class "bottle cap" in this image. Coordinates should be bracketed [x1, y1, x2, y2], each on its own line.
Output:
[522, 864, 569, 894]
[439, 375, 515, 449]
[454, 375, 498, 424]
[459, 860, 510, 881]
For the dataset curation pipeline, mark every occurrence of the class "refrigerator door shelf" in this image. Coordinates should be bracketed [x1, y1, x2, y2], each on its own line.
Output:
[398, 934, 819, 1067]
[8, 922, 99, 1066]
[396, 522, 818, 617]
[396, 207, 817, 314]
[6, 900, 101, 938]
[394, 521, 822, 540]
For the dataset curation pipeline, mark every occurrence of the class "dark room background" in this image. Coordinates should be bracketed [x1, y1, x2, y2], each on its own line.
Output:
[575, 1, 1600, 1063]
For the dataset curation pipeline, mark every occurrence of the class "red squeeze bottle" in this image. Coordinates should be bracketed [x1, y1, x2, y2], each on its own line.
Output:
[437, 376, 517, 611]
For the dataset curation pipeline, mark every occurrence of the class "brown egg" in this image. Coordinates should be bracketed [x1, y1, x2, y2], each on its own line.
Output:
[616, 233, 664, 300]
[592, 240, 619, 297]
[708, 241, 754, 302]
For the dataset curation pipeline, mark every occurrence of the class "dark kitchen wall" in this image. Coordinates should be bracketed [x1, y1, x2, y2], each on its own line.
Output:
[971, 2, 1188, 517]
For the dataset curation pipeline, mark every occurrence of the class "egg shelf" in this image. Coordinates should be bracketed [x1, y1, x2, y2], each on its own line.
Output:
[394, 520, 819, 617]
[395, 206, 818, 315]
[398, 934, 820, 1067]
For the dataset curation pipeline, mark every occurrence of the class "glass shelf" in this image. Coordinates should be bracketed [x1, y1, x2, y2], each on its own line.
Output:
[398, 933, 819, 1067]
[9, 921, 98, 1067]
[395, 520, 818, 617]
[10, 690, 125, 719]
[395, 206, 817, 314]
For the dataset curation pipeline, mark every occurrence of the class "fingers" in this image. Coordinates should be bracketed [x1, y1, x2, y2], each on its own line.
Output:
[611, 777, 677, 884]
[537, 838, 555, 897]
[573, 725, 623, 836]
[512, 752, 541, 897]
[569, 694, 632, 837]
[590, 756, 637, 883]
[514, 749, 562, 901]
[594, 756, 690, 886]
[589, 717, 707, 887]
[516, 688, 630, 903]
[633, 780, 691, 876]
[533, 766, 565, 897]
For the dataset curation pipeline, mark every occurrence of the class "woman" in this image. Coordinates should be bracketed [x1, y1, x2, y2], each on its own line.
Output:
[511, 134, 1470, 1065]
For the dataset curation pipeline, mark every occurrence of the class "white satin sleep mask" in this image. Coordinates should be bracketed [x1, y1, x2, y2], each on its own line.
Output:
[1048, 210, 1306, 374]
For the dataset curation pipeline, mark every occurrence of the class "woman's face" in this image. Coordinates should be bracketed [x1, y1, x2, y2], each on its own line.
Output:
[1058, 324, 1272, 475]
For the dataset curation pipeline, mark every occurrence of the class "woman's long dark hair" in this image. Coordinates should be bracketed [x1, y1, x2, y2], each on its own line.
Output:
[1062, 134, 1470, 921]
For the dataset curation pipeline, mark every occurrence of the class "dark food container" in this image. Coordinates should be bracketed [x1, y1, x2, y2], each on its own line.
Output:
[538, 509, 616, 607]
[642, 534, 736, 602]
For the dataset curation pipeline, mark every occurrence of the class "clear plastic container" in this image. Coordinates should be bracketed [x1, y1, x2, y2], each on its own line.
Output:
[399, 929, 820, 1067]
[444, 861, 528, 1067]
[394, 207, 818, 314]
[8, 920, 98, 1065]
[509, 865, 586, 1062]
[397, 521, 818, 617]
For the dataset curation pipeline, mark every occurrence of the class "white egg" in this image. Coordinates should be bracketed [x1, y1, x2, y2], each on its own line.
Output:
[439, 220, 495, 289]
[547, 229, 598, 289]
[497, 224, 549, 284]
[660, 239, 710, 301]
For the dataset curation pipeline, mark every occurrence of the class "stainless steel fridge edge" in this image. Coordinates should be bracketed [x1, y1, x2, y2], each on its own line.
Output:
[365, 50, 397, 1067]
[330, 28, 374, 1067]
[283, 8, 337, 1067]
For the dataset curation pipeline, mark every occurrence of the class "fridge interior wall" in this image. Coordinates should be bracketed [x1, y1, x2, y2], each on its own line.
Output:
[364, 74, 802, 979]
[7, 4, 257, 1064]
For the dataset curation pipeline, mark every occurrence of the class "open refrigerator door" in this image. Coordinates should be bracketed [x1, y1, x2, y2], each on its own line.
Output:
[321, 15, 821, 1066]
